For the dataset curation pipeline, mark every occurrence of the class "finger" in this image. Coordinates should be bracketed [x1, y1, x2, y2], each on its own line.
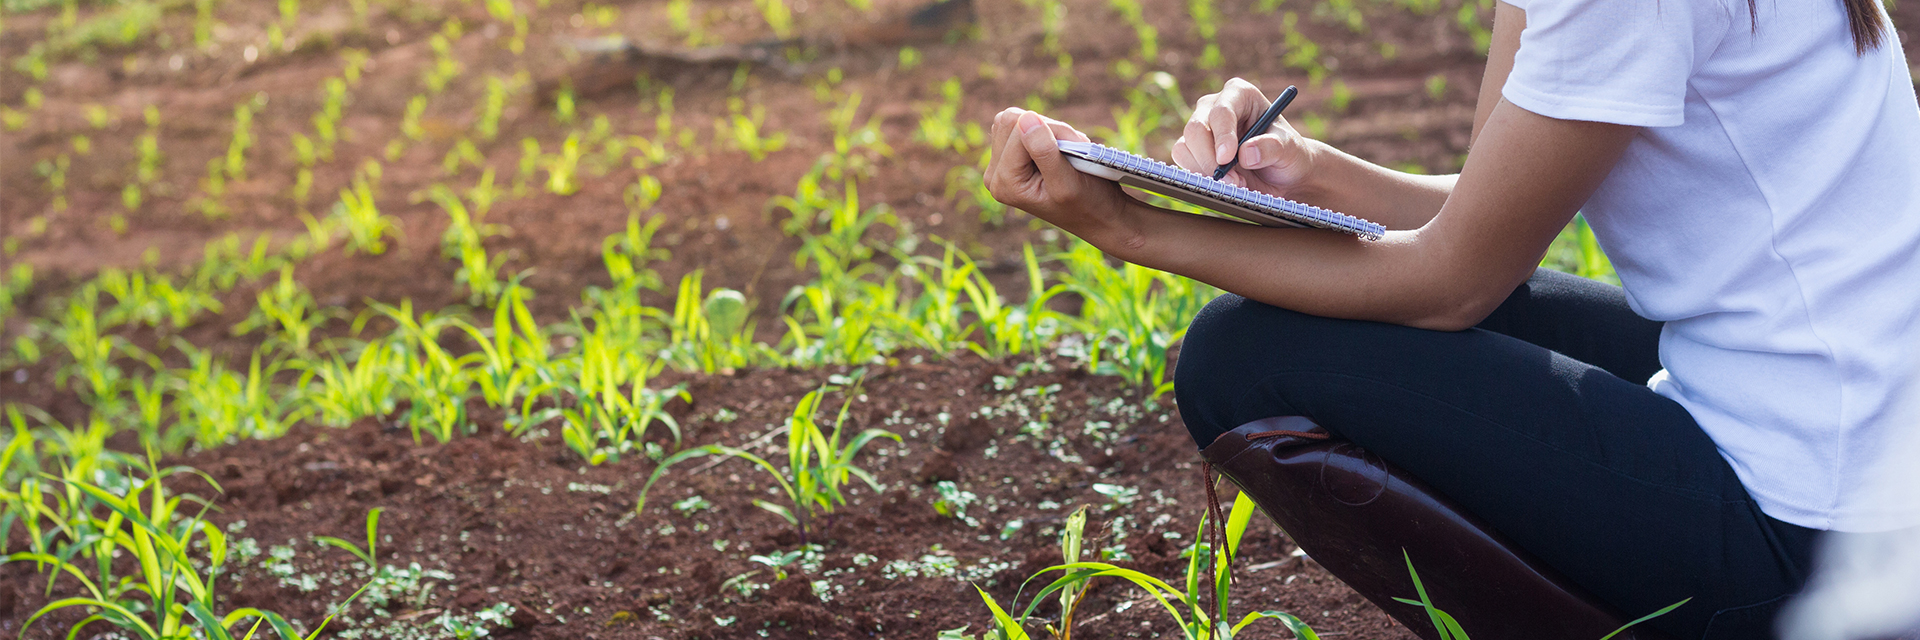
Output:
[989, 114, 1040, 201]
[1215, 78, 1274, 163]
[1016, 111, 1072, 180]
[1205, 100, 1244, 166]
[1171, 139, 1208, 175]
[1220, 78, 1268, 116]
[1237, 132, 1303, 171]
[1041, 116, 1091, 143]
[1181, 118, 1217, 174]
[989, 108, 1022, 157]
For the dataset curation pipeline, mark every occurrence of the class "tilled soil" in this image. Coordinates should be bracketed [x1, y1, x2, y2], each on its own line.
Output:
[2, 354, 1418, 639]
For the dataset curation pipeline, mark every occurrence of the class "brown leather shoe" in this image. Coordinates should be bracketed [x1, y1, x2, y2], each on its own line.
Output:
[1202, 417, 1672, 640]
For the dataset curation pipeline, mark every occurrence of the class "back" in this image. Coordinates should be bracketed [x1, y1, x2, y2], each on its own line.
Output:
[1501, 0, 1920, 531]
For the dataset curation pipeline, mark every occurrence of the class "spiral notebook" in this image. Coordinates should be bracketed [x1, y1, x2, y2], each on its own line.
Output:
[1057, 141, 1386, 241]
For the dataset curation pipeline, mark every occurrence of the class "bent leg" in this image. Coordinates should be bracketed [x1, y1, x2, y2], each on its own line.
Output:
[1474, 268, 1665, 384]
[1172, 289, 1814, 638]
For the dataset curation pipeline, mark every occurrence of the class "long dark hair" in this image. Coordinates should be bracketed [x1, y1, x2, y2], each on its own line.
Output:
[1752, 0, 1890, 53]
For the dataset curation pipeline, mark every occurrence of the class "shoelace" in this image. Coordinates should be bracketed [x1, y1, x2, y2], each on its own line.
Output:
[1200, 428, 1332, 599]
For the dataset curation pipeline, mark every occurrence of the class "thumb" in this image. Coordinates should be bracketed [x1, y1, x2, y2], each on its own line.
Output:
[1239, 133, 1302, 170]
[1017, 111, 1072, 178]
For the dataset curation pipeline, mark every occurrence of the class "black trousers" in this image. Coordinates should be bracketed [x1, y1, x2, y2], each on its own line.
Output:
[1174, 268, 1820, 640]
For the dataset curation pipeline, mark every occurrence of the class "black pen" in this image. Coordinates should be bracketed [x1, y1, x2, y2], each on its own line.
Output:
[1213, 85, 1299, 181]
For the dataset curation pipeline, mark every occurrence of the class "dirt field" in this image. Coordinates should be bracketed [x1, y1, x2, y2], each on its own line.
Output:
[4, 0, 1917, 636]
[1, 355, 1420, 638]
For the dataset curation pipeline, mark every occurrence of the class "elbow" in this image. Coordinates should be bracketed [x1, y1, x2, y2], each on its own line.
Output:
[1404, 298, 1500, 332]
[1395, 271, 1517, 332]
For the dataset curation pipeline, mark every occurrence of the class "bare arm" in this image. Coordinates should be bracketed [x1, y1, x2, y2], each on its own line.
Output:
[987, 102, 1633, 330]
[984, 4, 1636, 331]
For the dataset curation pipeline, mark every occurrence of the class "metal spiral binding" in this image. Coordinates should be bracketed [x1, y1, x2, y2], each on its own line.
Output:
[1081, 143, 1385, 240]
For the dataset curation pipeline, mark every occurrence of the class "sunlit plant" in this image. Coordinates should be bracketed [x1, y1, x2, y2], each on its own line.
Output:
[639, 384, 899, 543]
[976, 493, 1316, 640]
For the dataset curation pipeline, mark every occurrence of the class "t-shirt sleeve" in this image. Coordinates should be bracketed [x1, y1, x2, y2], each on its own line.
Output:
[1501, 0, 1731, 127]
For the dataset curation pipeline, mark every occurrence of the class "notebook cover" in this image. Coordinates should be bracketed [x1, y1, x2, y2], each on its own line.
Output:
[1056, 140, 1386, 241]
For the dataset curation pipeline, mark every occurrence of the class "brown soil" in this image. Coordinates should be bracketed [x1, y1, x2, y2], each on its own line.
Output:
[2, 354, 1417, 639]
[6, 0, 1918, 636]
[1, 0, 1513, 325]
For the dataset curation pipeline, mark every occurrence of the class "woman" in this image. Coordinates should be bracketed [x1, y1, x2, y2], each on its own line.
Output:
[984, 0, 1920, 636]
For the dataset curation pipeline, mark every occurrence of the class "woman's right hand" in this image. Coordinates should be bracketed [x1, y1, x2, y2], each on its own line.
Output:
[1173, 78, 1324, 198]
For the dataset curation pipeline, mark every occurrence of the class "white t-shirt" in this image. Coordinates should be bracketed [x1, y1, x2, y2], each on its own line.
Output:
[1502, 0, 1920, 531]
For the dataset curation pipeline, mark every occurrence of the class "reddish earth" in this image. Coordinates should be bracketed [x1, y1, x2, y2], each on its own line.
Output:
[5, 0, 1918, 636]
[3, 354, 1417, 639]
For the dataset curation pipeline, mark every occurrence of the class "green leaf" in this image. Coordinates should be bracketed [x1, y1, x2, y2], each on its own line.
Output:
[186, 600, 238, 640]
[1234, 611, 1319, 639]
[1598, 597, 1691, 640]
[1225, 492, 1256, 560]
[974, 584, 1032, 640]
[753, 499, 800, 526]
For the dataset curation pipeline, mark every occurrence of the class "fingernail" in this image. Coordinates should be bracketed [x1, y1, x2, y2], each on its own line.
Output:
[1242, 146, 1262, 166]
[1018, 112, 1042, 134]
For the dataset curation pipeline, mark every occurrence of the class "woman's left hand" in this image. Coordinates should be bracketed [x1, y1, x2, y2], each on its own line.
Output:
[985, 108, 1145, 252]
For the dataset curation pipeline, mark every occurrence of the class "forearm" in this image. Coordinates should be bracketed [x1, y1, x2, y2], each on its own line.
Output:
[1100, 199, 1483, 330]
[1292, 141, 1456, 231]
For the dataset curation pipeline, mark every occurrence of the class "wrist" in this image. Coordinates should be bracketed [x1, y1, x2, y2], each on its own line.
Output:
[1083, 198, 1155, 262]
[1283, 138, 1346, 204]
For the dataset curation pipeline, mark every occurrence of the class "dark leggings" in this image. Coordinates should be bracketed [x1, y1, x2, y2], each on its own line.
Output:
[1173, 268, 1820, 640]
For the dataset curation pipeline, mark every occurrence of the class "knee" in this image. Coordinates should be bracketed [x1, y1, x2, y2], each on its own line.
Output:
[1175, 294, 1314, 447]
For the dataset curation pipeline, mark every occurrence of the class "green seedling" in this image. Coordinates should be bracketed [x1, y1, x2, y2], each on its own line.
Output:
[1280, 12, 1330, 84]
[454, 285, 555, 432]
[667, 0, 715, 47]
[232, 265, 335, 354]
[291, 338, 403, 428]
[424, 31, 463, 94]
[1057, 241, 1214, 397]
[823, 90, 893, 176]
[1393, 549, 1689, 640]
[1188, 0, 1223, 69]
[96, 268, 223, 331]
[717, 97, 788, 161]
[932, 481, 981, 527]
[1539, 216, 1618, 283]
[0, 264, 33, 324]
[169, 344, 307, 447]
[945, 150, 1008, 225]
[191, 232, 298, 293]
[478, 75, 511, 140]
[754, 0, 793, 36]
[554, 83, 576, 125]
[313, 78, 349, 162]
[37, 154, 69, 212]
[1107, 0, 1159, 62]
[916, 78, 985, 155]
[8, 458, 376, 640]
[556, 328, 687, 465]
[401, 94, 429, 142]
[965, 244, 1067, 359]
[664, 271, 773, 374]
[639, 385, 899, 543]
[1314, 0, 1368, 32]
[49, 0, 163, 55]
[748, 544, 823, 581]
[331, 176, 398, 255]
[374, 301, 479, 443]
[50, 294, 148, 409]
[432, 180, 513, 303]
[547, 134, 583, 195]
[981, 492, 1317, 640]
[225, 98, 260, 183]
